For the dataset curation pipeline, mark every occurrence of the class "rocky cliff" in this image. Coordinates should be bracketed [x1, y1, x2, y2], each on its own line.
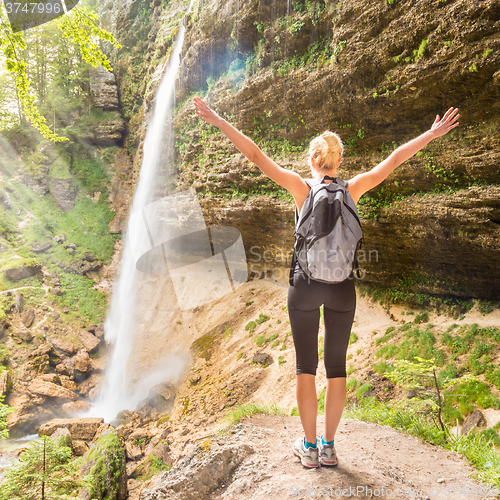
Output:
[96, 0, 500, 300]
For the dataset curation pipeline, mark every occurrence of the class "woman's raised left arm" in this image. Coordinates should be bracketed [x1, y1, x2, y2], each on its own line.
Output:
[347, 107, 460, 204]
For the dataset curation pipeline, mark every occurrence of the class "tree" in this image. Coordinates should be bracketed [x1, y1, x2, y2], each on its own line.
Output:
[384, 356, 481, 443]
[0, 434, 92, 500]
[0, 1, 121, 142]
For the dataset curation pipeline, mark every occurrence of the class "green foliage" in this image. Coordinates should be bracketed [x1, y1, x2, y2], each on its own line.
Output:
[469, 62, 478, 72]
[256, 313, 270, 324]
[344, 398, 500, 490]
[0, 435, 89, 499]
[356, 383, 372, 400]
[220, 402, 286, 431]
[256, 332, 278, 347]
[0, 5, 121, 141]
[349, 332, 358, 345]
[84, 429, 126, 499]
[0, 395, 14, 439]
[245, 320, 257, 334]
[413, 39, 428, 62]
[289, 21, 305, 35]
[278, 356, 287, 365]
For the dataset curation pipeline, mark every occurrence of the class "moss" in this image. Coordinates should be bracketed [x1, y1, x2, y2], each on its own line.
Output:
[191, 330, 217, 360]
[83, 428, 125, 500]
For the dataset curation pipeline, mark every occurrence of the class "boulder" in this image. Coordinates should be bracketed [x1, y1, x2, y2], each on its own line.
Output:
[72, 440, 90, 456]
[92, 422, 112, 443]
[2, 264, 42, 281]
[38, 417, 104, 440]
[79, 428, 127, 500]
[12, 328, 33, 342]
[136, 383, 175, 415]
[125, 440, 143, 461]
[73, 351, 92, 373]
[94, 324, 105, 340]
[61, 400, 91, 416]
[38, 373, 61, 385]
[252, 352, 273, 366]
[21, 310, 35, 328]
[32, 242, 52, 253]
[78, 329, 101, 352]
[48, 336, 78, 356]
[150, 443, 172, 466]
[51, 427, 72, 447]
[15, 293, 25, 312]
[461, 410, 487, 435]
[28, 378, 78, 400]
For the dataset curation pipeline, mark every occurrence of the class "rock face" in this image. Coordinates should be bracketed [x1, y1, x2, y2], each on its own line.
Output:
[92, 0, 500, 298]
[49, 178, 77, 212]
[90, 66, 121, 111]
[140, 435, 254, 500]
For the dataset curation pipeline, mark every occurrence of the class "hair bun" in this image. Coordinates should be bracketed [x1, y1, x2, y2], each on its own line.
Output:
[309, 131, 343, 173]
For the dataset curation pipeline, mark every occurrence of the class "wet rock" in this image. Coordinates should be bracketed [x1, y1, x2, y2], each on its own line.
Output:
[61, 400, 91, 416]
[94, 324, 105, 340]
[2, 264, 42, 281]
[39, 417, 104, 440]
[136, 383, 175, 415]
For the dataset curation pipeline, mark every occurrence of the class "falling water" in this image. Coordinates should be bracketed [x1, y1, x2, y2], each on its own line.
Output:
[81, 0, 197, 423]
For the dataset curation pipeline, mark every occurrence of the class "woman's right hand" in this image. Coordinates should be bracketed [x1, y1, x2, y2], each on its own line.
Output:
[193, 96, 223, 127]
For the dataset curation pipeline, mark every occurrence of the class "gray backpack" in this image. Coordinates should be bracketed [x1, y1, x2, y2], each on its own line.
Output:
[289, 175, 363, 285]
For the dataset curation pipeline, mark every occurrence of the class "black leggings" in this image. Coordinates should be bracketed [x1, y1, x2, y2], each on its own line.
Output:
[287, 267, 356, 379]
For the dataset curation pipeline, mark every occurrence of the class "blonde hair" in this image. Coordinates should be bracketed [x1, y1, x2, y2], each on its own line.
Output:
[308, 131, 343, 175]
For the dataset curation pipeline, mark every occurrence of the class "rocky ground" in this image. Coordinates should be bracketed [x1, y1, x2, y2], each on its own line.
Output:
[139, 415, 498, 500]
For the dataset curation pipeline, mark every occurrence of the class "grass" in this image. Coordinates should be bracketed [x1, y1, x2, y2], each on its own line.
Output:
[343, 398, 500, 491]
[219, 402, 287, 433]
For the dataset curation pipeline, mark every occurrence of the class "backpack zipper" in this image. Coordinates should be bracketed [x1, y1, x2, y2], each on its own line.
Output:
[343, 201, 362, 230]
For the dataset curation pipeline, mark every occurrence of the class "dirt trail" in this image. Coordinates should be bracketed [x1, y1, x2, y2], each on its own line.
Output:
[139, 414, 497, 500]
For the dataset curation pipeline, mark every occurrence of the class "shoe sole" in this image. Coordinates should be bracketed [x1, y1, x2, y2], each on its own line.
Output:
[293, 448, 320, 468]
[320, 458, 338, 466]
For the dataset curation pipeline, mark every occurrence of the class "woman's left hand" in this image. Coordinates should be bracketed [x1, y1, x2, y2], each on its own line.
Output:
[430, 107, 460, 138]
[193, 96, 223, 127]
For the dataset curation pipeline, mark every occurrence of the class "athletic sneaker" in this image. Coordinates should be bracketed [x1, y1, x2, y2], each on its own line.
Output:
[318, 438, 338, 466]
[292, 437, 319, 468]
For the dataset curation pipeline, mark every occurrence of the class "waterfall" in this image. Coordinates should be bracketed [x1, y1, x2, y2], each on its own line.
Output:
[81, 0, 197, 423]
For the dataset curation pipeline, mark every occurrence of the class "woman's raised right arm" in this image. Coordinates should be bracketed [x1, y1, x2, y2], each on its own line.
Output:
[193, 96, 309, 199]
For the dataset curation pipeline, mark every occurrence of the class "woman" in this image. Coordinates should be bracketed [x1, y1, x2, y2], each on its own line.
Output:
[193, 96, 459, 467]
